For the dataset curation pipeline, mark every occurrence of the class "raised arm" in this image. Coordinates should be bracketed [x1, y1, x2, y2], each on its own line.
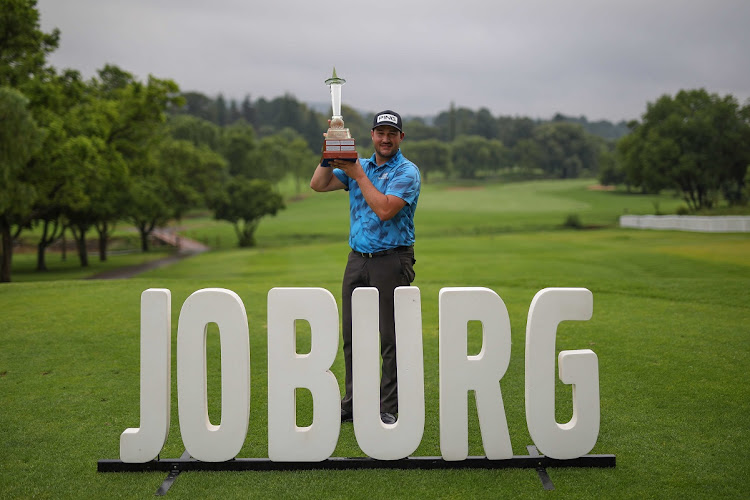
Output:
[310, 163, 346, 192]
[331, 159, 406, 221]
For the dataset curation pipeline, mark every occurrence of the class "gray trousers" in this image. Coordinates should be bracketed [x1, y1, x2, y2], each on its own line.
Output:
[340, 248, 415, 414]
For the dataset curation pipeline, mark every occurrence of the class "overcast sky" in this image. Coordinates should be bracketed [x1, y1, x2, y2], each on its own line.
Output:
[37, 0, 750, 122]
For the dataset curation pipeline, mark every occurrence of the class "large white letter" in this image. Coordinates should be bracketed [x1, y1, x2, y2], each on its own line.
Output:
[267, 288, 340, 461]
[525, 288, 599, 460]
[439, 287, 512, 461]
[120, 289, 171, 463]
[177, 289, 250, 462]
[352, 287, 425, 460]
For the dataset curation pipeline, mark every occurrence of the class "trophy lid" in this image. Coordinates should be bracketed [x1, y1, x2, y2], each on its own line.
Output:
[325, 67, 346, 86]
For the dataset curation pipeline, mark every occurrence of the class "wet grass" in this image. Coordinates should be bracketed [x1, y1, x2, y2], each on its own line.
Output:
[1, 179, 748, 498]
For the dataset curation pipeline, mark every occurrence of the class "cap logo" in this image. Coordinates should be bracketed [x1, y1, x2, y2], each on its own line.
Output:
[377, 114, 398, 125]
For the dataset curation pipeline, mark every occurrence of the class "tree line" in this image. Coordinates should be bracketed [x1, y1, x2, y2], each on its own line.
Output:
[185, 64, 749, 212]
[172, 77, 750, 211]
[598, 89, 750, 211]
[176, 94, 627, 184]
[1, 0, 295, 282]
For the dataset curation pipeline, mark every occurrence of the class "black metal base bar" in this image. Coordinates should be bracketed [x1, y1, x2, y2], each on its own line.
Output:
[98, 454, 615, 473]
[155, 450, 190, 496]
[527, 445, 555, 490]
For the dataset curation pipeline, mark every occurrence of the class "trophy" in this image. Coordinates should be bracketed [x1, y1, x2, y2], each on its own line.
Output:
[321, 67, 357, 167]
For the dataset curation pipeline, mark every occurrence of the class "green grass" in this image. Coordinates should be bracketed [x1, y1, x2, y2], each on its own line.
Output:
[172, 179, 686, 250]
[10, 249, 173, 282]
[1, 179, 749, 498]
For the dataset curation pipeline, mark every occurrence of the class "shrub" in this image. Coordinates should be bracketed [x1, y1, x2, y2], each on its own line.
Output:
[563, 213, 583, 229]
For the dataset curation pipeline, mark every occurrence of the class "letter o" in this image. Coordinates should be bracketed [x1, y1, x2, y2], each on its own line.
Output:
[177, 289, 251, 462]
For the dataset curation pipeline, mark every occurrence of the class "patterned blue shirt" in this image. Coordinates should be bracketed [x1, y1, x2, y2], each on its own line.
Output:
[333, 149, 420, 253]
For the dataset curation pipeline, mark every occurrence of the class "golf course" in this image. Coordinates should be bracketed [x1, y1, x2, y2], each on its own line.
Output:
[1, 179, 748, 498]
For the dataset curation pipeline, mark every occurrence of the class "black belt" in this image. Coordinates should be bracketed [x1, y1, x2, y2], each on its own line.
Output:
[352, 245, 412, 258]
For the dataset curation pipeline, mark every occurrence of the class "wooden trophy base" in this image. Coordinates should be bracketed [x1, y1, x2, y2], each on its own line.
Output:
[321, 138, 357, 167]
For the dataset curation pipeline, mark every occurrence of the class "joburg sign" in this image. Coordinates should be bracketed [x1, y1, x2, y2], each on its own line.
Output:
[119, 286, 601, 464]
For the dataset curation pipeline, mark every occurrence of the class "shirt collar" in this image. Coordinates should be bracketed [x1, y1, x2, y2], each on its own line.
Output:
[367, 149, 403, 170]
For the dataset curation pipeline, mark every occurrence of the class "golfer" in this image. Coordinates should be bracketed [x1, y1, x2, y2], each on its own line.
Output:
[310, 109, 421, 425]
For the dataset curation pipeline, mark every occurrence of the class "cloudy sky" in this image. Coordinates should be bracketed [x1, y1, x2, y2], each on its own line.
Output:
[37, 0, 749, 122]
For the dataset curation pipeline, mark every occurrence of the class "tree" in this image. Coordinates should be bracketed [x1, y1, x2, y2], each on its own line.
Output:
[16, 68, 89, 271]
[470, 107, 498, 139]
[177, 91, 217, 123]
[227, 98, 241, 124]
[521, 122, 598, 179]
[265, 127, 318, 194]
[89, 66, 182, 257]
[166, 114, 221, 151]
[497, 116, 538, 149]
[33, 126, 102, 270]
[240, 94, 255, 124]
[215, 93, 227, 126]
[451, 135, 507, 179]
[129, 139, 206, 251]
[17, 67, 141, 269]
[0, 0, 59, 280]
[163, 114, 228, 203]
[339, 104, 370, 149]
[0, 0, 60, 88]
[209, 178, 285, 247]
[62, 73, 133, 263]
[247, 135, 289, 183]
[85, 143, 129, 263]
[597, 148, 626, 187]
[552, 113, 629, 141]
[617, 89, 750, 210]
[62, 135, 119, 267]
[95, 65, 182, 159]
[0, 86, 43, 282]
[128, 175, 174, 252]
[613, 124, 656, 192]
[244, 128, 317, 187]
[156, 137, 226, 203]
[401, 139, 451, 183]
[402, 118, 439, 142]
[435, 104, 476, 141]
[255, 93, 304, 132]
[221, 120, 257, 178]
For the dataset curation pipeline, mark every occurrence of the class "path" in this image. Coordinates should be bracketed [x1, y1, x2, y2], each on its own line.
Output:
[86, 230, 209, 280]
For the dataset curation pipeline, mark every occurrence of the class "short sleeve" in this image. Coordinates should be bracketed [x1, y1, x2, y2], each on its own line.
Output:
[333, 168, 350, 190]
[385, 163, 420, 205]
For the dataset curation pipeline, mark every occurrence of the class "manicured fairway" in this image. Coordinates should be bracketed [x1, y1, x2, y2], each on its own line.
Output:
[164, 178, 686, 251]
[1, 180, 748, 498]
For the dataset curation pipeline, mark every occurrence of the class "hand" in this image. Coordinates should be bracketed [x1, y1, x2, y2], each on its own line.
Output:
[331, 158, 364, 180]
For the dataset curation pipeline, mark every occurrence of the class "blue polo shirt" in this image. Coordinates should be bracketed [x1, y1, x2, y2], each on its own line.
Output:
[333, 149, 420, 253]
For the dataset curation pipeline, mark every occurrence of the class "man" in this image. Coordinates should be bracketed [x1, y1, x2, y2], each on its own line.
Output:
[310, 110, 421, 425]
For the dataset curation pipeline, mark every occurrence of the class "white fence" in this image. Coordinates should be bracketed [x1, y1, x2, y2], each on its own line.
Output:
[619, 215, 750, 233]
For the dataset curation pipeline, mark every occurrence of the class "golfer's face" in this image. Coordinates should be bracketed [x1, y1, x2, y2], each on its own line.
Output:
[372, 126, 403, 160]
